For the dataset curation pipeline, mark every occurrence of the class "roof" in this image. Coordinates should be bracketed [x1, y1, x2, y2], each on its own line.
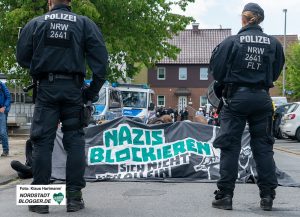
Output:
[158, 28, 232, 64]
[272, 35, 299, 47]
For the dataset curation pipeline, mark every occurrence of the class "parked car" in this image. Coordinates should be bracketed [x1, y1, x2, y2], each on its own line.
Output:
[280, 102, 300, 141]
[273, 103, 293, 139]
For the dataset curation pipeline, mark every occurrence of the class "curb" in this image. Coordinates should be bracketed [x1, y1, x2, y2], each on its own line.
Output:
[0, 174, 18, 186]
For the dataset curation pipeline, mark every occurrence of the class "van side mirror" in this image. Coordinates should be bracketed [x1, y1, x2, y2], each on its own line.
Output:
[148, 103, 155, 111]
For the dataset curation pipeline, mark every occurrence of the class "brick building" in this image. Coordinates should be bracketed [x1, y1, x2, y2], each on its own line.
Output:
[148, 24, 298, 114]
[148, 24, 231, 113]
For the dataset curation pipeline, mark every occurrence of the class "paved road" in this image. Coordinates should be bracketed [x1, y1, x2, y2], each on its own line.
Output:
[275, 139, 300, 156]
[0, 140, 299, 217]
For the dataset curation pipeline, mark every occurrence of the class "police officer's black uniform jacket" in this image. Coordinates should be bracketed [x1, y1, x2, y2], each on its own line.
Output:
[17, 4, 108, 96]
[16, 4, 108, 192]
[210, 24, 284, 88]
[209, 25, 285, 197]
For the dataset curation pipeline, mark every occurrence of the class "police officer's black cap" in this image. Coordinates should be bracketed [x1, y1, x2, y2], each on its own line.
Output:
[242, 3, 264, 18]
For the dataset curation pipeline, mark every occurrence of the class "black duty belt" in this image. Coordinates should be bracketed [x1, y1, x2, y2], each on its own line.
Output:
[236, 87, 267, 92]
[38, 73, 83, 82]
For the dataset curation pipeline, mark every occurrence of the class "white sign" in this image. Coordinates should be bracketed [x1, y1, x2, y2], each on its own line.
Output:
[16, 185, 66, 206]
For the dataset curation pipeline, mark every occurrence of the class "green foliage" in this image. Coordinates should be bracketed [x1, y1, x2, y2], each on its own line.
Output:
[276, 42, 300, 99]
[285, 42, 300, 99]
[0, 0, 194, 85]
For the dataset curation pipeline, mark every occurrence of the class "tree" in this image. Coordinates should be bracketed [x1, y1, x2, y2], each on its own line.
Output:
[276, 42, 300, 100]
[0, 0, 194, 86]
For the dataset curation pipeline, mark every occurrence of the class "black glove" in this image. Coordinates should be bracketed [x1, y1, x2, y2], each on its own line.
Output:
[82, 87, 96, 104]
[81, 101, 93, 127]
[82, 77, 105, 104]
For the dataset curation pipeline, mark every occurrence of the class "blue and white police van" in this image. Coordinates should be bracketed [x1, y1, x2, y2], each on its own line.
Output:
[116, 83, 155, 123]
[87, 81, 123, 123]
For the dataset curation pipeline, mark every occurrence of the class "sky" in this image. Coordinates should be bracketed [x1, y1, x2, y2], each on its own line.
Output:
[172, 0, 300, 37]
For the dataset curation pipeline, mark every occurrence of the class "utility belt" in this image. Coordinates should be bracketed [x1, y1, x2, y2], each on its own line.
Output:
[223, 83, 269, 99]
[38, 72, 84, 84]
[216, 83, 269, 114]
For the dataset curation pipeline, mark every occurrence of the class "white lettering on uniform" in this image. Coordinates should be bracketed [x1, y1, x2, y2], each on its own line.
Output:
[247, 46, 265, 55]
[240, 35, 271, 45]
[50, 23, 69, 31]
[45, 13, 77, 22]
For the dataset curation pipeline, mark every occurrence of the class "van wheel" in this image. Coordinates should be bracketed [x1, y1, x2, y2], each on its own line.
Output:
[296, 128, 300, 142]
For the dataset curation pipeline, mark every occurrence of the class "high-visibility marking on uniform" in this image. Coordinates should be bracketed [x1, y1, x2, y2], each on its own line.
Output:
[45, 13, 77, 22]
[240, 35, 270, 44]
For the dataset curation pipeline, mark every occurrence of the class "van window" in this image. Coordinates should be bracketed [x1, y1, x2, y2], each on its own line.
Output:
[96, 88, 106, 105]
[109, 90, 122, 108]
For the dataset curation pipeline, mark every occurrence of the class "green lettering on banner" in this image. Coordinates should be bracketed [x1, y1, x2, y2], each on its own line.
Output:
[142, 147, 157, 162]
[90, 148, 104, 164]
[132, 147, 143, 162]
[116, 148, 131, 162]
[157, 148, 162, 160]
[197, 142, 211, 155]
[163, 145, 173, 159]
[104, 130, 118, 147]
[119, 126, 132, 145]
[152, 131, 163, 145]
[172, 141, 186, 155]
[145, 130, 151, 145]
[132, 129, 144, 145]
[186, 139, 197, 153]
[105, 149, 115, 163]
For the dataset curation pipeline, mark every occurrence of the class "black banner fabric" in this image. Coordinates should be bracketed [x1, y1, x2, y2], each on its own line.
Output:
[51, 117, 299, 187]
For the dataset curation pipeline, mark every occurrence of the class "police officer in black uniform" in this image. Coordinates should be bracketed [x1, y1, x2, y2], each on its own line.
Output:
[209, 3, 284, 211]
[16, 0, 108, 214]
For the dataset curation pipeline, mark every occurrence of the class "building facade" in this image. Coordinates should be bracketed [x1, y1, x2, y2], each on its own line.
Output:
[148, 25, 231, 113]
[148, 25, 298, 115]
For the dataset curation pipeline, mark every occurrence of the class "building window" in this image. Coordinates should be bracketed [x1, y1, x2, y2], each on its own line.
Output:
[157, 96, 165, 107]
[200, 67, 208, 80]
[157, 67, 166, 80]
[200, 96, 208, 107]
[179, 67, 187, 80]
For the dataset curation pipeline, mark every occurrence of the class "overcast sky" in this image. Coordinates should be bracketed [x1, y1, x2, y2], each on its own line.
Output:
[172, 0, 300, 37]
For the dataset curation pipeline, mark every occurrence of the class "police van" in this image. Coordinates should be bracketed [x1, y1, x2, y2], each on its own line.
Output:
[115, 83, 155, 123]
[87, 81, 123, 123]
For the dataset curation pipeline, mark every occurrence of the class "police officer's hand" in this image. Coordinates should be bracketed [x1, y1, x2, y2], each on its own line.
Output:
[82, 88, 97, 104]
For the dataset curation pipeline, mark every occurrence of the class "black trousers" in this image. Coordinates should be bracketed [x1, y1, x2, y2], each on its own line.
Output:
[213, 89, 277, 197]
[30, 79, 86, 192]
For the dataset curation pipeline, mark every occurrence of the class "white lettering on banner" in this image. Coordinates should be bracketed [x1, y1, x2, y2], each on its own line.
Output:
[45, 13, 77, 22]
[240, 35, 270, 44]
[16, 185, 66, 206]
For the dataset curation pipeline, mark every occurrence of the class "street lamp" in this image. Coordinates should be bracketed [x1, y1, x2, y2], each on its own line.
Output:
[282, 9, 287, 97]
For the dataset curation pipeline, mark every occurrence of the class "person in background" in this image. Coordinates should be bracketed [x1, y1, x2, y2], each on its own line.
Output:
[173, 109, 179, 122]
[195, 108, 204, 117]
[183, 107, 189, 120]
[0, 81, 11, 157]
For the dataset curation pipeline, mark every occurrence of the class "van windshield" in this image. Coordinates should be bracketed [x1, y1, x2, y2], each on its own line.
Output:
[121, 91, 147, 108]
[96, 88, 106, 105]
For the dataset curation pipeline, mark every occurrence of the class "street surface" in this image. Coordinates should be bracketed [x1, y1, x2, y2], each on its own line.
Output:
[0, 139, 299, 217]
